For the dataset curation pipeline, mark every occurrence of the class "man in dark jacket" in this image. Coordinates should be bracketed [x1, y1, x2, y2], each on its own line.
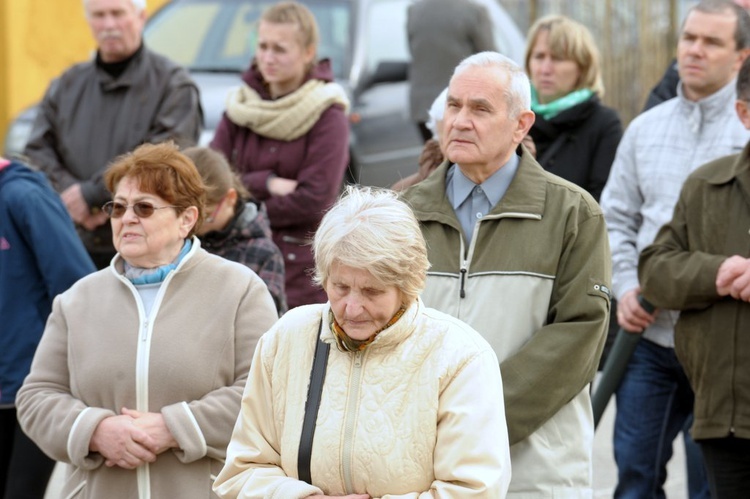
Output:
[407, 0, 496, 142]
[639, 55, 750, 498]
[0, 156, 95, 498]
[23, 0, 203, 269]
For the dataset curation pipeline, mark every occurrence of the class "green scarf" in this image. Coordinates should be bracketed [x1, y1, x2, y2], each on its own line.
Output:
[531, 87, 593, 120]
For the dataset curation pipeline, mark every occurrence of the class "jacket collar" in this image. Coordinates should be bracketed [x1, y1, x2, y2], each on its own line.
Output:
[320, 298, 423, 352]
[676, 78, 737, 134]
[703, 140, 750, 201]
[405, 144, 546, 223]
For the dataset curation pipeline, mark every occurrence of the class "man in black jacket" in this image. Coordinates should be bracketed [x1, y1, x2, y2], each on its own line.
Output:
[24, 0, 203, 268]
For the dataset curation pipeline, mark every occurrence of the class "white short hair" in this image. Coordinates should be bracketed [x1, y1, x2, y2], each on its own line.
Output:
[83, 0, 146, 13]
[426, 87, 448, 138]
[452, 51, 531, 118]
[313, 186, 429, 304]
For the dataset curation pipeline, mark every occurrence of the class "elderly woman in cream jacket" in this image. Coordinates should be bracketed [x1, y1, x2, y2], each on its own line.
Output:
[213, 187, 511, 498]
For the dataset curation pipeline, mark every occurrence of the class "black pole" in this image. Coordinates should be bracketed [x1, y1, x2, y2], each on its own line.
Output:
[592, 295, 655, 428]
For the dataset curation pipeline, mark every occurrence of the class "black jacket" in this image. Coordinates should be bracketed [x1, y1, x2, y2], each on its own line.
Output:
[529, 95, 623, 201]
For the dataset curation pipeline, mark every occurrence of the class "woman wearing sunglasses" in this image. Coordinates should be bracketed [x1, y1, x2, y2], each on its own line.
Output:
[16, 142, 278, 499]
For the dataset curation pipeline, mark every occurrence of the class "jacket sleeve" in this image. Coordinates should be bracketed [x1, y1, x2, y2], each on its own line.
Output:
[23, 79, 79, 193]
[161, 275, 278, 463]
[212, 333, 325, 499]
[470, 4, 497, 53]
[586, 108, 623, 202]
[500, 211, 612, 444]
[638, 183, 726, 311]
[600, 125, 643, 300]
[16, 295, 117, 470]
[380, 349, 511, 499]
[12, 179, 95, 295]
[245, 105, 350, 228]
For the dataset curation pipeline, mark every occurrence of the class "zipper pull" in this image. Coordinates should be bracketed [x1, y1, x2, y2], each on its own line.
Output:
[460, 262, 467, 298]
[141, 319, 149, 342]
[354, 351, 362, 367]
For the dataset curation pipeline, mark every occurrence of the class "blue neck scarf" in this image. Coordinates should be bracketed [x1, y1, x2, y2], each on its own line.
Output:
[125, 239, 192, 285]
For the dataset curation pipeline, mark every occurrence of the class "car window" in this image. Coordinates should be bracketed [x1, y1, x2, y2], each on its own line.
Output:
[363, 0, 410, 73]
[144, 0, 351, 79]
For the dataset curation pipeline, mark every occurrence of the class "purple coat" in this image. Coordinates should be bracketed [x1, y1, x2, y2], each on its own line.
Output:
[211, 59, 349, 309]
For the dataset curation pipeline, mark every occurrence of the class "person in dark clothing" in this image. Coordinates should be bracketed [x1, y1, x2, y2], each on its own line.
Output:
[210, 1, 349, 309]
[407, 0, 496, 142]
[23, 0, 203, 270]
[0, 156, 95, 499]
[525, 14, 623, 202]
[185, 147, 287, 315]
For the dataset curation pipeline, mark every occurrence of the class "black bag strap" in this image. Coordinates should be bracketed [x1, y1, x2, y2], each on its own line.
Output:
[298, 319, 330, 484]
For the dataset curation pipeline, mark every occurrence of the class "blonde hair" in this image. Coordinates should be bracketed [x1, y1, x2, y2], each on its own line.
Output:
[261, 1, 319, 57]
[313, 186, 429, 304]
[525, 15, 605, 96]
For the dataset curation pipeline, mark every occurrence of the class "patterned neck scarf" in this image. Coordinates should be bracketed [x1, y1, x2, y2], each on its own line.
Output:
[531, 87, 593, 120]
[330, 306, 407, 352]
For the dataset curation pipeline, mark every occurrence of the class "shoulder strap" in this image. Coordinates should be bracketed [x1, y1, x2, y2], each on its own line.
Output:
[298, 319, 330, 484]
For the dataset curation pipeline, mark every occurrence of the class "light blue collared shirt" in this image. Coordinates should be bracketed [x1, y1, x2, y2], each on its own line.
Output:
[446, 153, 519, 243]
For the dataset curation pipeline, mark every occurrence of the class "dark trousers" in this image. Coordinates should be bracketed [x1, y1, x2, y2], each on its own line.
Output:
[0, 408, 55, 499]
[700, 436, 750, 499]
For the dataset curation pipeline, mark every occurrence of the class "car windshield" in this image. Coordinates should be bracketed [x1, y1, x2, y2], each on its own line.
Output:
[143, 0, 352, 79]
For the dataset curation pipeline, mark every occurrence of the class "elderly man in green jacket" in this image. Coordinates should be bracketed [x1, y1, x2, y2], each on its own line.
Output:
[401, 51, 611, 496]
[639, 55, 750, 498]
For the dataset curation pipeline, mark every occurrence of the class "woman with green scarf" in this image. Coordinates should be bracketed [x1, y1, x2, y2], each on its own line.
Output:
[525, 14, 623, 202]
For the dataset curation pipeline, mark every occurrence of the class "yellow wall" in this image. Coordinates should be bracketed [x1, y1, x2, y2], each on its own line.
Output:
[0, 0, 169, 150]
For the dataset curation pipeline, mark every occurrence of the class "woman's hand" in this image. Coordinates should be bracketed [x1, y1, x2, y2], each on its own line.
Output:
[90, 414, 158, 469]
[121, 407, 178, 455]
[268, 177, 299, 197]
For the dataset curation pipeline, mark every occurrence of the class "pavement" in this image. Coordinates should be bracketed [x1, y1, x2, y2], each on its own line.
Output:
[44, 376, 690, 498]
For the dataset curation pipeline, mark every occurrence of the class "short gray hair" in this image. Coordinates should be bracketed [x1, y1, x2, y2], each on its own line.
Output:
[686, 0, 750, 50]
[83, 0, 146, 14]
[452, 51, 531, 118]
[313, 186, 429, 304]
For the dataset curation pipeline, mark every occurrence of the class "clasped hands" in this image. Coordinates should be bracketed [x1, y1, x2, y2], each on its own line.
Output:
[90, 407, 178, 469]
[717, 255, 750, 302]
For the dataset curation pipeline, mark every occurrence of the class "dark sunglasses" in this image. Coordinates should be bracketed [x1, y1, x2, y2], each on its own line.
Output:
[102, 201, 178, 219]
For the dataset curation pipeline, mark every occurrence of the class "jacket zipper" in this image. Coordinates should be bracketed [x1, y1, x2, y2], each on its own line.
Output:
[342, 351, 364, 493]
[459, 261, 468, 298]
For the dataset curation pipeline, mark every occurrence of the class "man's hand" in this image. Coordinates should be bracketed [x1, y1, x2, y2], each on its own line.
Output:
[717, 255, 750, 302]
[617, 288, 657, 333]
[90, 414, 158, 469]
[121, 407, 178, 455]
[80, 211, 109, 231]
[268, 177, 298, 197]
[61, 183, 90, 224]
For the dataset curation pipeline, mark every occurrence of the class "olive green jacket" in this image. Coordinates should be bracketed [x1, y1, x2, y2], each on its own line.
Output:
[401, 148, 612, 496]
[639, 143, 750, 440]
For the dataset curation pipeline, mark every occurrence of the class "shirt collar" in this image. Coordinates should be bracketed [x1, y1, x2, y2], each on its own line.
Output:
[448, 153, 520, 209]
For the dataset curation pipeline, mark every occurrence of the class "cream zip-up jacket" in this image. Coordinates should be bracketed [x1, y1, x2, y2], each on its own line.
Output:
[17, 239, 278, 499]
[213, 299, 511, 498]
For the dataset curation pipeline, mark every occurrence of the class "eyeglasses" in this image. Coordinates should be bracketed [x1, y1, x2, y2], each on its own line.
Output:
[102, 201, 178, 219]
[205, 195, 227, 223]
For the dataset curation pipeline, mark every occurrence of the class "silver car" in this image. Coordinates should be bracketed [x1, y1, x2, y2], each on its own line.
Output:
[4, 0, 524, 187]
